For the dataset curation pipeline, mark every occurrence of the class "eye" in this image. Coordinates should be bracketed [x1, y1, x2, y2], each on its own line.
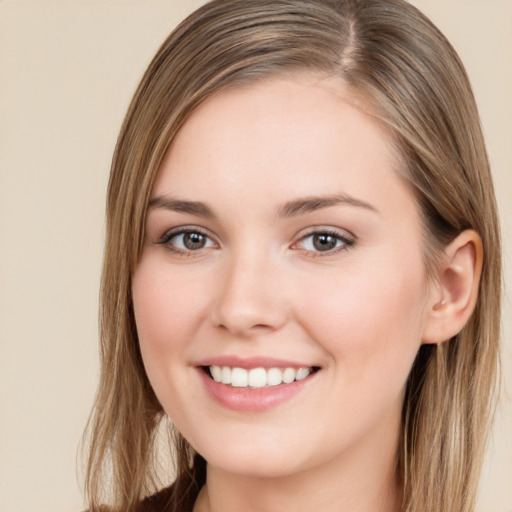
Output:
[294, 229, 355, 255]
[157, 227, 217, 254]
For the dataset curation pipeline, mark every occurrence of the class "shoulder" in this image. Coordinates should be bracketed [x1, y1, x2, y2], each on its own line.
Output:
[136, 485, 175, 511]
[82, 486, 178, 512]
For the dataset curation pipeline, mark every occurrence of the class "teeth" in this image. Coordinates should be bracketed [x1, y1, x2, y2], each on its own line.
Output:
[208, 366, 313, 389]
[296, 367, 310, 381]
[231, 367, 248, 387]
[221, 366, 232, 384]
[267, 367, 283, 386]
[282, 367, 296, 384]
[248, 367, 267, 388]
[211, 365, 222, 382]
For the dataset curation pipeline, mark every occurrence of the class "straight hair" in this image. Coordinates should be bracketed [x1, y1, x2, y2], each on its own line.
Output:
[83, 1, 501, 511]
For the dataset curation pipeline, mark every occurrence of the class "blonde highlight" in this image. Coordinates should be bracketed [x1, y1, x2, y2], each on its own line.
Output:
[83, 1, 501, 511]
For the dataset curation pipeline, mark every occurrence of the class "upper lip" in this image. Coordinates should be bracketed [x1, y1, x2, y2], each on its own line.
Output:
[195, 355, 318, 369]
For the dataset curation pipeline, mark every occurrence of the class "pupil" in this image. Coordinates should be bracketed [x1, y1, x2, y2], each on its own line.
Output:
[313, 234, 337, 251]
[184, 232, 206, 250]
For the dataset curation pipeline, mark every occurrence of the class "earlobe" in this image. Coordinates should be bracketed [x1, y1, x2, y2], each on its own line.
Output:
[422, 230, 483, 345]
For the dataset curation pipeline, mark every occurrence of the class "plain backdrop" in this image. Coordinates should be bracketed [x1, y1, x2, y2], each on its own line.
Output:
[0, 1, 510, 511]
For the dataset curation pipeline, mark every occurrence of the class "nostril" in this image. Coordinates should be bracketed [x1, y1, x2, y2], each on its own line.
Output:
[214, 318, 282, 339]
[252, 323, 276, 330]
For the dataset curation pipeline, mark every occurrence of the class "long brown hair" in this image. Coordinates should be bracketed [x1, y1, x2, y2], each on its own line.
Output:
[83, 1, 502, 511]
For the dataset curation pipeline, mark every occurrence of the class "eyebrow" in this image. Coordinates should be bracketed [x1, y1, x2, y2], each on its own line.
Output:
[148, 193, 378, 219]
[276, 194, 378, 218]
[148, 196, 215, 218]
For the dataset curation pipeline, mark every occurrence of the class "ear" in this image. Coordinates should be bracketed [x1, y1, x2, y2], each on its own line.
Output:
[422, 230, 483, 345]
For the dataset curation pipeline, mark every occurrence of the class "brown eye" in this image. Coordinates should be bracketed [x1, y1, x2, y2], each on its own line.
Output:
[183, 232, 207, 250]
[312, 233, 338, 251]
[295, 230, 355, 255]
[159, 228, 216, 253]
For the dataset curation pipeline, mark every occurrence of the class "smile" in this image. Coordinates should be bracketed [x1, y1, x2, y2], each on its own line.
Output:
[208, 365, 314, 389]
[197, 357, 321, 412]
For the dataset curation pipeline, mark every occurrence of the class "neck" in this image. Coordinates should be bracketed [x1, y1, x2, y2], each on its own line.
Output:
[193, 426, 402, 512]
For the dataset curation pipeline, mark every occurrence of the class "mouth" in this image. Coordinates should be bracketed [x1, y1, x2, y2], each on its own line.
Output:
[203, 365, 320, 389]
[197, 359, 321, 411]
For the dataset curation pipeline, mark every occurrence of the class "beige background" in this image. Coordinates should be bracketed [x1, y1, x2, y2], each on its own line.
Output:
[0, 1, 510, 511]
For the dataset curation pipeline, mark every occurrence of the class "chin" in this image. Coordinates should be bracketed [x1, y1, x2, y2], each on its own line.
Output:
[205, 455, 307, 479]
[191, 432, 319, 480]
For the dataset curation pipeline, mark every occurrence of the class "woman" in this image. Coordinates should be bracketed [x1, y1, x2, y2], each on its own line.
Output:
[83, 1, 502, 511]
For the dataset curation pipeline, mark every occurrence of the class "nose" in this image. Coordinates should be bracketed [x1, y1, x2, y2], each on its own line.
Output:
[210, 249, 289, 338]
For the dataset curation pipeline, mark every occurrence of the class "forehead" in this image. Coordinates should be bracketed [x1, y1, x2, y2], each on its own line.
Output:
[152, 73, 415, 223]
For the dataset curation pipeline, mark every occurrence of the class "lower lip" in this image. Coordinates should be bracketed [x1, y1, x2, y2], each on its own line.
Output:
[198, 369, 316, 412]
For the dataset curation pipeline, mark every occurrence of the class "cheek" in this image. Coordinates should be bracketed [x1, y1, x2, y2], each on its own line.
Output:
[132, 259, 206, 351]
[131, 257, 212, 399]
[296, 253, 428, 378]
[131, 257, 215, 432]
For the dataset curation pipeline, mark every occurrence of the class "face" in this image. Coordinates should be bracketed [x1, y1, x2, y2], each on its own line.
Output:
[132, 75, 434, 480]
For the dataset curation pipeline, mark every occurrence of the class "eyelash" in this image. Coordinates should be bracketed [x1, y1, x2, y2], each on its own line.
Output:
[156, 227, 356, 257]
[156, 227, 217, 257]
[293, 229, 355, 257]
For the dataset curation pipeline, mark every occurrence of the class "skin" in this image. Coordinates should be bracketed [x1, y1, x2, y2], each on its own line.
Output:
[132, 74, 441, 512]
